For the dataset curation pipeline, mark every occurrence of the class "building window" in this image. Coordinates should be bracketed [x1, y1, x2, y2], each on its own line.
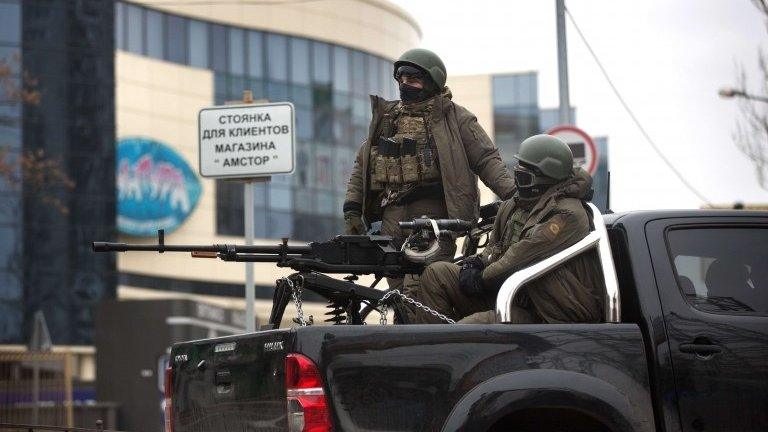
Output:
[228, 27, 245, 75]
[247, 30, 263, 78]
[166, 14, 187, 64]
[366, 54, 380, 96]
[188, 20, 208, 68]
[290, 38, 310, 85]
[493, 73, 538, 108]
[146, 10, 164, 59]
[125, 4, 144, 54]
[0, 0, 22, 344]
[114, 2, 125, 50]
[333, 46, 350, 93]
[493, 73, 540, 160]
[266, 33, 288, 82]
[351, 51, 366, 96]
[379, 59, 393, 100]
[332, 92, 351, 146]
[210, 24, 227, 72]
[312, 42, 331, 84]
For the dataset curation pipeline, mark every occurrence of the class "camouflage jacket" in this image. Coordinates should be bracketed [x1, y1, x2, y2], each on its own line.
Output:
[345, 87, 516, 223]
[479, 168, 604, 323]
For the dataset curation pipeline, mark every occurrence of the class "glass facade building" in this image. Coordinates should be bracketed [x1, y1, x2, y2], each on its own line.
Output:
[492, 73, 540, 168]
[492, 72, 576, 167]
[491, 72, 609, 212]
[0, 0, 23, 343]
[115, 1, 399, 241]
[0, 0, 116, 344]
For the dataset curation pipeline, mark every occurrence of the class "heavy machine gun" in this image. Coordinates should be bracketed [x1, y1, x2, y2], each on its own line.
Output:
[94, 232, 423, 278]
[92, 202, 501, 328]
[94, 231, 423, 326]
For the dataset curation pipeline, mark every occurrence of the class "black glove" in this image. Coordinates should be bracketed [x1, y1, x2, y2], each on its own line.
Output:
[459, 256, 486, 297]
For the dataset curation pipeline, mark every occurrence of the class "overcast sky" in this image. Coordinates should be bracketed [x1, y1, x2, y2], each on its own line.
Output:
[390, 0, 768, 211]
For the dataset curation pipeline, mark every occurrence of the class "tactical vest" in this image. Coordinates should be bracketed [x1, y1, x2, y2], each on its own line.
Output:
[483, 206, 529, 263]
[500, 207, 529, 249]
[369, 101, 440, 193]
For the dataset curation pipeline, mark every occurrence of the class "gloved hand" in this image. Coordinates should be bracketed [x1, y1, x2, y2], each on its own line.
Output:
[459, 255, 486, 297]
[343, 201, 365, 235]
[344, 211, 366, 235]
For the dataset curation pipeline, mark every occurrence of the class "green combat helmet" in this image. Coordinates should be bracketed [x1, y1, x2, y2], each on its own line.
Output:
[513, 134, 574, 198]
[393, 48, 447, 89]
[515, 134, 574, 180]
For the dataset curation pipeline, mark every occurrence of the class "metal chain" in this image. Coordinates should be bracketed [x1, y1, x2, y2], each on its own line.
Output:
[378, 289, 455, 324]
[285, 277, 308, 327]
[379, 297, 389, 325]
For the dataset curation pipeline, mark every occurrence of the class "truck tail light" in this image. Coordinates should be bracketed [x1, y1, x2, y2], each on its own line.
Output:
[285, 353, 333, 432]
[164, 366, 174, 432]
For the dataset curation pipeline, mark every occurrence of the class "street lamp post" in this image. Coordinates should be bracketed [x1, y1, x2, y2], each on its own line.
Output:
[719, 87, 768, 103]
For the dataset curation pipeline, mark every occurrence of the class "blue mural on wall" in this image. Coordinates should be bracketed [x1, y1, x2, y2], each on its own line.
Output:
[117, 137, 202, 237]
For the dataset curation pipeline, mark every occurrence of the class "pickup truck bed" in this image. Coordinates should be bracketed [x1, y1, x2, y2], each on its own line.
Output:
[171, 324, 653, 432]
[167, 209, 768, 432]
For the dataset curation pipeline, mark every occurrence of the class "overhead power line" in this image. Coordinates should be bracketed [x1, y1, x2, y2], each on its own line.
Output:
[564, 6, 713, 205]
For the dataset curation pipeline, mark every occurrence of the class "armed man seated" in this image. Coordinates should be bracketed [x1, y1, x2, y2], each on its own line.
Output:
[404, 134, 605, 324]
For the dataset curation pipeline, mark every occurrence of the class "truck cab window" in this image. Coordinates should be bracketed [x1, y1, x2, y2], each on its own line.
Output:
[668, 228, 768, 315]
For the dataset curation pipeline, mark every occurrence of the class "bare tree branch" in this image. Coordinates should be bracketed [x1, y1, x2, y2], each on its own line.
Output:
[732, 1, 768, 190]
[0, 50, 74, 214]
[752, 0, 768, 19]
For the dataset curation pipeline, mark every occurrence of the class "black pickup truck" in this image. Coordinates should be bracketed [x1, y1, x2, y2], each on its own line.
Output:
[164, 208, 768, 432]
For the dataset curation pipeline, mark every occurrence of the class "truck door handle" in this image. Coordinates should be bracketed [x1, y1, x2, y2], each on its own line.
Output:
[679, 343, 722, 355]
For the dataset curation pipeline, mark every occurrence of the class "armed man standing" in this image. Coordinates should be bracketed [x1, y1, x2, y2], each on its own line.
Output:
[406, 134, 604, 324]
[343, 48, 515, 289]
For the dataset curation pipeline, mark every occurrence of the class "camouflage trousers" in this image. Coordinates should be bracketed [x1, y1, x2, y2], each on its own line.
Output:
[381, 197, 456, 291]
[403, 262, 542, 324]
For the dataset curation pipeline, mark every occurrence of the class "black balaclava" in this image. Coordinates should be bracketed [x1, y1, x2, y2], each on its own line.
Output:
[397, 65, 439, 103]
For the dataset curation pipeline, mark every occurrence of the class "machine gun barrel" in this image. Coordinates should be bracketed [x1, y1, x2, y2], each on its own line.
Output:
[91, 229, 312, 259]
[92, 242, 312, 255]
[398, 218, 473, 232]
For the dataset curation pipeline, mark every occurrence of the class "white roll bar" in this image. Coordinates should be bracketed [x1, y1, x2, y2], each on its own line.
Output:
[495, 203, 621, 323]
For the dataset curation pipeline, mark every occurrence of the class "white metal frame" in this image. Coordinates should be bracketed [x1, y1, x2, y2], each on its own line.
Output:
[495, 203, 621, 323]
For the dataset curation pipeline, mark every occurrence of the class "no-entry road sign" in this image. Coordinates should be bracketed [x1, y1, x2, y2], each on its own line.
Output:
[546, 125, 597, 175]
[198, 102, 295, 179]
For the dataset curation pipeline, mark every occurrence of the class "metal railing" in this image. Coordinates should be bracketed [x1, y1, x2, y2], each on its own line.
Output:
[0, 352, 73, 427]
[495, 203, 621, 323]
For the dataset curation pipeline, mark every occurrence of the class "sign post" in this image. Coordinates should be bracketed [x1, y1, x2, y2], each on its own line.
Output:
[243, 178, 256, 333]
[199, 91, 295, 332]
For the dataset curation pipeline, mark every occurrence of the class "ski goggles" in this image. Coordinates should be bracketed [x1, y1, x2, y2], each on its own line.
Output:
[513, 164, 538, 188]
[395, 65, 426, 80]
